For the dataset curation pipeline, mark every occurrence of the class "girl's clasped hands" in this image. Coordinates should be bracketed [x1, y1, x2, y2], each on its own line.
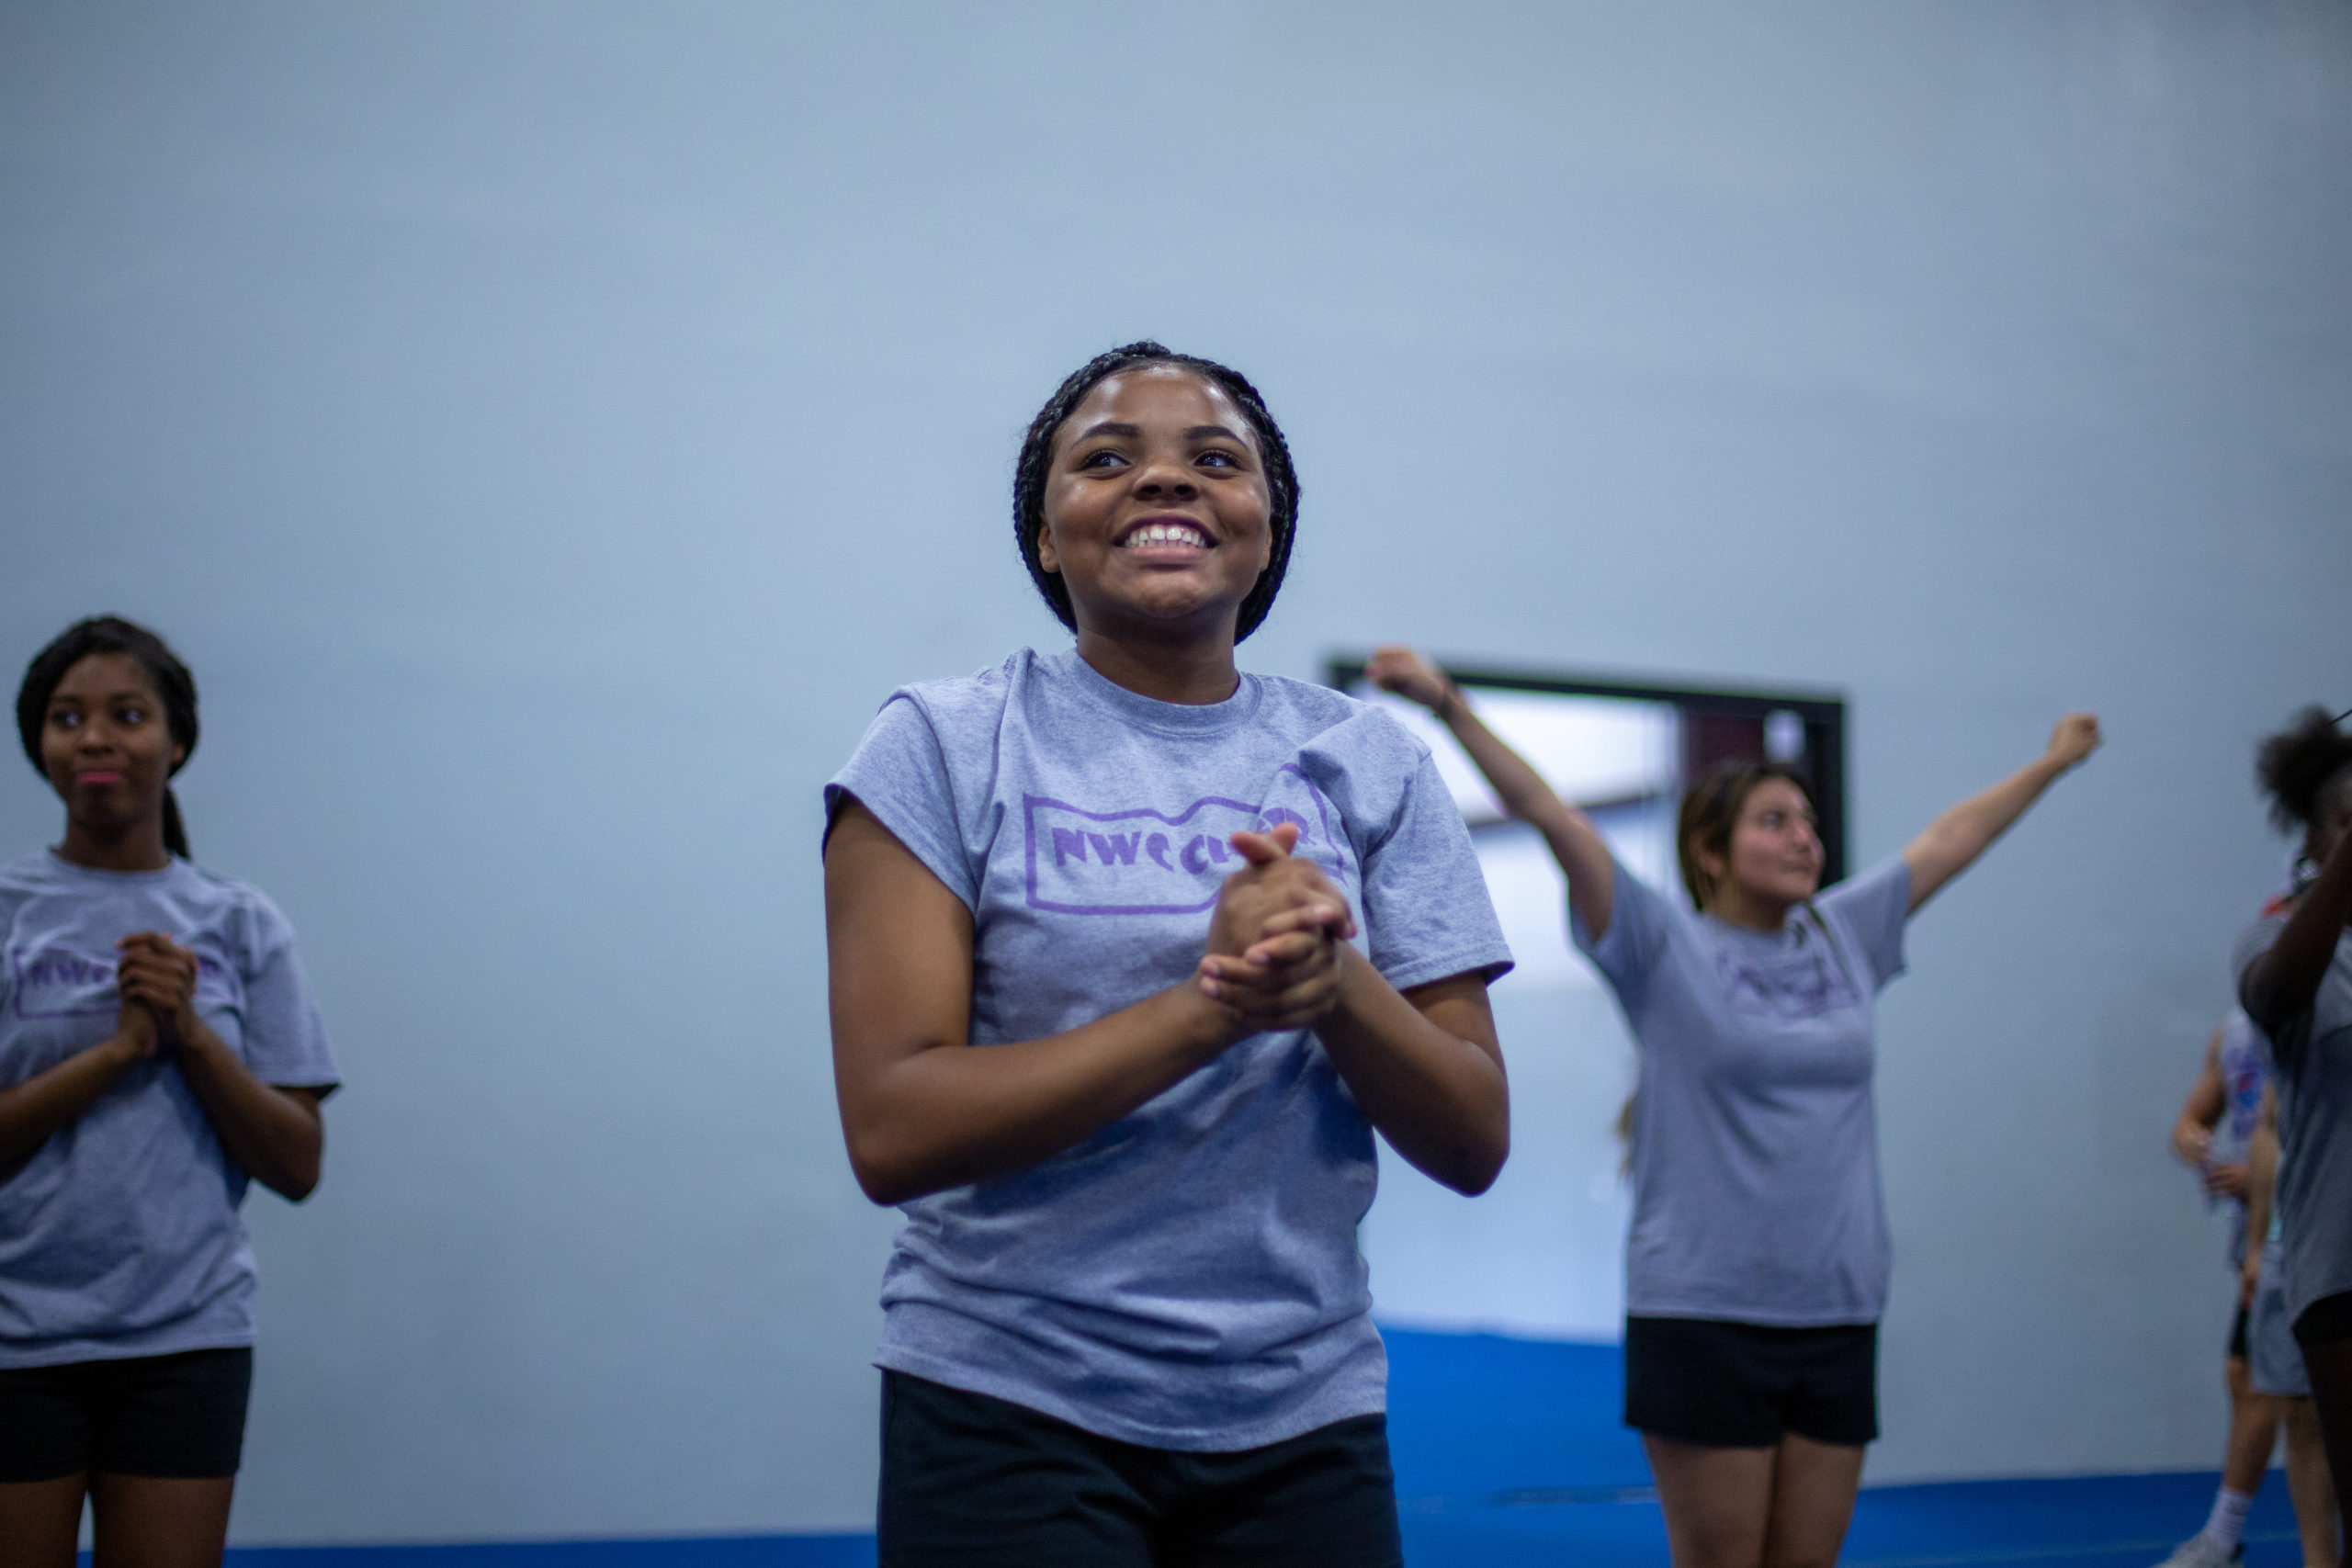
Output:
[1197, 821, 1357, 1035]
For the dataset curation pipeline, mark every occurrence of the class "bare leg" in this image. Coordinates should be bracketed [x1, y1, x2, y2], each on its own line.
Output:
[88, 1473, 234, 1568]
[1645, 1432, 1776, 1568]
[2224, 1357, 2284, 1495]
[2283, 1395, 2344, 1568]
[0, 1474, 87, 1568]
[1759, 1434, 1866, 1568]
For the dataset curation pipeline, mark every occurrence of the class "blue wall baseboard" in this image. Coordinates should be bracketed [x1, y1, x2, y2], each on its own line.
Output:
[210, 1331, 2301, 1567]
[224, 1544, 870, 1567]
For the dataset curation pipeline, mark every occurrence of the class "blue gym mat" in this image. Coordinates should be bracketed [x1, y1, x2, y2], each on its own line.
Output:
[214, 1328, 2304, 1566]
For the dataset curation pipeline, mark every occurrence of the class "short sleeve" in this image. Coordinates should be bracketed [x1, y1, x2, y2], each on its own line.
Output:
[2234, 915, 2287, 999]
[824, 694, 978, 909]
[238, 896, 340, 1094]
[1571, 859, 1674, 1008]
[2234, 913, 2303, 1067]
[1815, 854, 1912, 992]
[1357, 752, 1513, 992]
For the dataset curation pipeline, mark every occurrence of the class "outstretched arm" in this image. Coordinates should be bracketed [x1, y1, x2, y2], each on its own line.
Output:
[1366, 646, 1618, 940]
[2241, 826, 2352, 1049]
[1900, 714, 2101, 912]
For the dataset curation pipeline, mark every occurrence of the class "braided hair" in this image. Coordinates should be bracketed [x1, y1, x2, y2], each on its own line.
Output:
[17, 616, 200, 859]
[1012, 341, 1299, 642]
[2256, 705, 2352, 835]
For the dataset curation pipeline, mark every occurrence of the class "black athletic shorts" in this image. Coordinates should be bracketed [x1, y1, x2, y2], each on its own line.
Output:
[877, 1371, 1405, 1567]
[0, 1347, 253, 1483]
[1623, 1316, 1877, 1448]
[2294, 1291, 2352, 1350]
[2230, 1303, 2252, 1360]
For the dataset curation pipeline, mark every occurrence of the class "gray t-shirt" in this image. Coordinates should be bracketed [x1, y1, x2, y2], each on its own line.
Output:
[1575, 855, 1912, 1326]
[2236, 907, 2352, 1326]
[825, 648, 1511, 1450]
[0, 852, 339, 1368]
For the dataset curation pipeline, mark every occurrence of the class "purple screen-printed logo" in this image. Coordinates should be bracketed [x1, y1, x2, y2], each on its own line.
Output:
[9, 942, 123, 1020]
[8, 941, 233, 1021]
[1023, 767, 1347, 917]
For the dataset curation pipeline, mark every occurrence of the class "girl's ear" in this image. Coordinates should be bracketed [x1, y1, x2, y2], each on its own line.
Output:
[1035, 521, 1060, 575]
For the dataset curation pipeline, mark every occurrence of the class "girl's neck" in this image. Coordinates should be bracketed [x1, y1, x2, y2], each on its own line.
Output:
[1708, 882, 1798, 934]
[55, 815, 172, 873]
[1073, 626, 1240, 707]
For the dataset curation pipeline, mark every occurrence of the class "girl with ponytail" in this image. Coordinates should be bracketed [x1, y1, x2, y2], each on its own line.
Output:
[0, 616, 340, 1567]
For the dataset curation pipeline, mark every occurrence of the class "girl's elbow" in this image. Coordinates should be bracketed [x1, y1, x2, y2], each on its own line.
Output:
[266, 1163, 321, 1202]
[844, 1125, 929, 1207]
[1442, 1124, 1511, 1197]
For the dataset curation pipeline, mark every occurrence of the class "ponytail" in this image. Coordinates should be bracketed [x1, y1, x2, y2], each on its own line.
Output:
[162, 787, 190, 860]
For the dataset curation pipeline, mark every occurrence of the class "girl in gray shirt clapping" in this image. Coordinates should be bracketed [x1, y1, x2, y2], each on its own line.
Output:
[1369, 644, 2098, 1568]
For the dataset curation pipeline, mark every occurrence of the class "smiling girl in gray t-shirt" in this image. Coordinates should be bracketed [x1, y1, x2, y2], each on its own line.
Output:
[1368, 643, 2098, 1568]
[825, 346, 1512, 1568]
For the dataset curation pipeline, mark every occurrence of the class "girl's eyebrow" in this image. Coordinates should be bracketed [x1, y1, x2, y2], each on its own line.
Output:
[1071, 421, 1248, 445]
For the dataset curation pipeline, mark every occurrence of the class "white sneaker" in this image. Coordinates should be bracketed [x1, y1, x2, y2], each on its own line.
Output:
[2149, 1538, 2243, 1568]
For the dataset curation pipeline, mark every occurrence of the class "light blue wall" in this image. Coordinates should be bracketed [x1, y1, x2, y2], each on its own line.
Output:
[4, 0, 2349, 1544]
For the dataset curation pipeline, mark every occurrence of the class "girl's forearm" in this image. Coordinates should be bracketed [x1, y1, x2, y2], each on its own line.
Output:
[1314, 952, 1507, 1196]
[1435, 694, 1616, 936]
[0, 1035, 143, 1174]
[1439, 690, 1566, 829]
[172, 1019, 323, 1200]
[840, 979, 1240, 1206]
[1902, 753, 2071, 908]
[1931, 754, 2064, 863]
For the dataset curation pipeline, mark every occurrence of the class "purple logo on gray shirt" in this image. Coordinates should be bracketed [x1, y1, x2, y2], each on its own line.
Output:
[1023, 767, 1346, 917]
[1713, 947, 1860, 1020]
[8, 942, 232, 1020]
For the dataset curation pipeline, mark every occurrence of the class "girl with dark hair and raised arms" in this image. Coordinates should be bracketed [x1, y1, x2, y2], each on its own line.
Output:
[824, 344, 1513, 1566]
[1366, 643, 2098, 1568]
[2236, 705, 2352, 1498]
[0, 617, 339, 1568]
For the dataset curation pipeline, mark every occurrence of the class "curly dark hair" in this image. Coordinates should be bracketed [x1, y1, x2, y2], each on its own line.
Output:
[2256, 705, 2352, 833]
[1011, 341, 1299, 642]
[17, 616, 200, 858]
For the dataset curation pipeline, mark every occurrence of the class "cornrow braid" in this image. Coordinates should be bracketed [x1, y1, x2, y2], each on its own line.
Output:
[1012, 341, 1300, 642]
[2256, 705, 2352, 833]
[17, 616, 200, 859]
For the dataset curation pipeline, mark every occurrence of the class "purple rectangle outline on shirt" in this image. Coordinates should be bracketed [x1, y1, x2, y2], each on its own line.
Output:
[8, 943, 232, 1020]
[1022, 763, 1349, 918]
[9, 943, 120, 1020]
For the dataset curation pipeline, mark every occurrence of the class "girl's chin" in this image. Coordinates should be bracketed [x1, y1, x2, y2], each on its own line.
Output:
[1086, 590, 1243, 630]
